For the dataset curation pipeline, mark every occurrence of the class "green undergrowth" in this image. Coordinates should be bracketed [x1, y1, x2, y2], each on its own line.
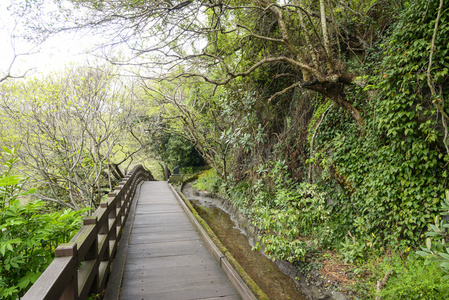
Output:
[190, 168, 449, 299]
[192, 168, 222, 193]
[375, 254, 449, 299]
[0, 148, 87, 299]
[162, 1, 449, 298]
[180, 165, 212, 188]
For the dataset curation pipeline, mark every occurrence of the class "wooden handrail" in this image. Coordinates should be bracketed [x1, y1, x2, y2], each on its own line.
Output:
[23, 165, 154, 300]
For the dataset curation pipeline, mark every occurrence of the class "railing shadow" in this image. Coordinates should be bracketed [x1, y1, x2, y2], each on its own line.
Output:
[23, 165, 154, 300]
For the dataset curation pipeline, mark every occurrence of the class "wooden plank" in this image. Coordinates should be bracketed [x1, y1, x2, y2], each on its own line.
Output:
[120, 280, 237, 300]
[133, 206, 180, 214]
[133, 210, 190, 219]
[126, 239, 209, 258]
[70, 225, 97, 265]
[122, 266, 232, 289]
[131, 216, 192, 227]
[123, 253, 220, 271]
[77, 260, 99, 299]
[130, 223, 192, 234]
[169, 184, 258, 300]
[122, 261, 227, 278]
[129, 230, 200, 244]
[22, 257, 76, 300]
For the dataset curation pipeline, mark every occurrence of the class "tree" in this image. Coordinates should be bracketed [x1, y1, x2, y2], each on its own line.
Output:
[46, 0, 397, 126]
[11, 0, 400, 180]
[0, 66, 149, 209]
[145, 81, 228, 177]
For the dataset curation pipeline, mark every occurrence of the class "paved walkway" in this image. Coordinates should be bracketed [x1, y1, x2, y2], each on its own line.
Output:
[107, 181, 240, 300]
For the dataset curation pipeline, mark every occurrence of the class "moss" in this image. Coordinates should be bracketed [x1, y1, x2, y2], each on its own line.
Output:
[180, 174, 199, 190]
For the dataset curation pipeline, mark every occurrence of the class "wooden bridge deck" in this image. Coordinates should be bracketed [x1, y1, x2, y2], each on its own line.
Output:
[104, 181, 240, 300]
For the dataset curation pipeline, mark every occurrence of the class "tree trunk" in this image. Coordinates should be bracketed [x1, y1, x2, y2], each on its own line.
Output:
[333, 95, 364, 126]
[320, 0, 334, 72]
[310, 82, 364, 126]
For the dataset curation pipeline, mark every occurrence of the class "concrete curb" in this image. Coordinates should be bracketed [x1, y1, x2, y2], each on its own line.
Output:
[168, 183, 269, 300]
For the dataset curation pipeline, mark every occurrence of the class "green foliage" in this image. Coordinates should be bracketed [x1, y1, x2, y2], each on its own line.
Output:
[0, 148, 87, 299]
[377, 254, 449, 299]
[12, 0, 448, 295]
[151, 130, 204, 169]
[320, 119, 443, 246]
[340, 230, 377, 264]
[248, 161, 331, 262]
[219, 88, 262, 155]
[192, 169, 222, 193]
[309, 0, 449, 254]
[223, 175, 252, 209]
[146, 82, 228, 177]
[307, 98, 330, 143]
[416, 190, 449, 272]
[0, 199, 86, 299]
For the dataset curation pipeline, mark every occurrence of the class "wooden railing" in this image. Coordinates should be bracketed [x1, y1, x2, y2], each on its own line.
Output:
[23, 165, 154, 300]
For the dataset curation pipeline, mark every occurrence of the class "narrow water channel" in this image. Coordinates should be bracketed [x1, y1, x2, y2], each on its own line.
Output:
[182, 183, 305, 300]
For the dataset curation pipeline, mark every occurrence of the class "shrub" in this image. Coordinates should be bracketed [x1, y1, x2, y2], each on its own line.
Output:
[379, 254, 449, 299]
[0, 198, 87, 299]
[249, 161, 331, 262]
[417, 190, 449, 273]
[192, 169, 222, 193]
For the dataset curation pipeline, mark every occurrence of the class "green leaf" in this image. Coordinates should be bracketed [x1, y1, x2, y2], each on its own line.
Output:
[0, 175, 20, 187]
[426, 237, 432, 251]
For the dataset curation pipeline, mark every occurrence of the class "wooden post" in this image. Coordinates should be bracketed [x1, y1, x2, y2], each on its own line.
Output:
[99, 203, 109, 235]
[164, 164, 171, 181]
[115, 191, 123, 228]
[83, 217, 99, 260]
[55, 243, 78, 300]
[99, 202, 110, 261]
[108, 193, 117, 241]
[82, 217, 100, 295]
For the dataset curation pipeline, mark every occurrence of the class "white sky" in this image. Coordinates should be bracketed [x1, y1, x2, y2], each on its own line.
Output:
[0, 0, 205, 80]
[0, 0, 104, 77]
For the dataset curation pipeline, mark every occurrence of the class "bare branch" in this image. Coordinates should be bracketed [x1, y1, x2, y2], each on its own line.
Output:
[268, 81, 301, 102]
[1, 23, 39, 82]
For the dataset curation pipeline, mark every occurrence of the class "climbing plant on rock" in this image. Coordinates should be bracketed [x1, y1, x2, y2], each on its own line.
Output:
[315, 0, 449, 247]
